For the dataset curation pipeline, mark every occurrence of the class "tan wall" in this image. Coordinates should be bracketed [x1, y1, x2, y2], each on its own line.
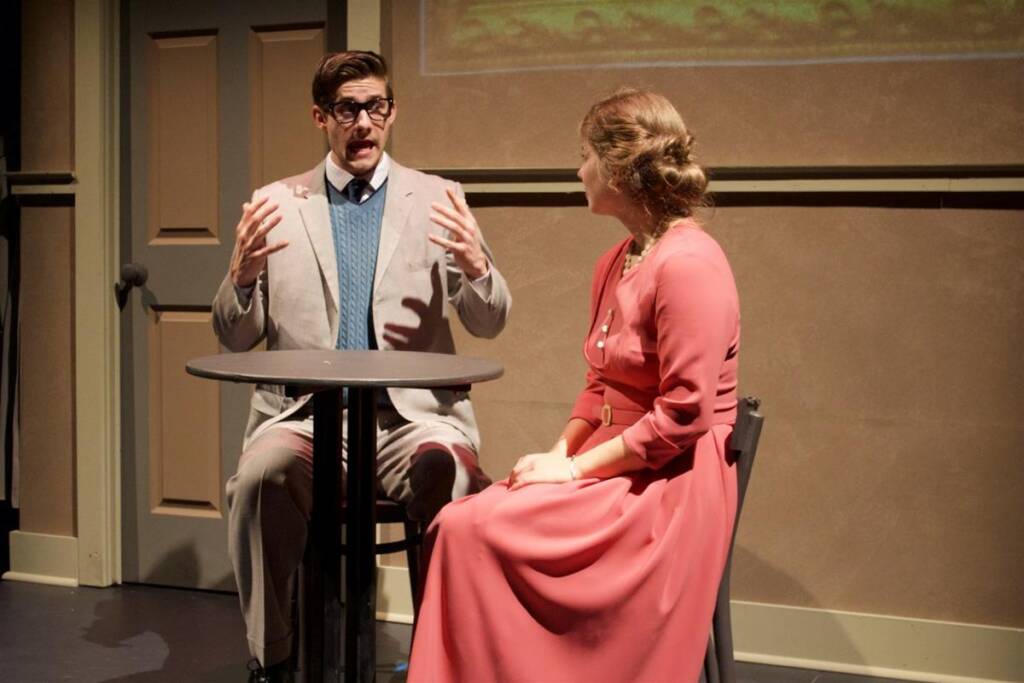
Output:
[21, 0, 74, 172]
[18, 208, 76, 536]
[714, 204, 1023, 628]
[452, 202, 1024, 630]
[17, 0, 76, 537]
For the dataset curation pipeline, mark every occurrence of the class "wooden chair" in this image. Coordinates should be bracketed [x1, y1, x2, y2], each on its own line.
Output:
[703, 396, 765, 683]
[339, 499, 425, 619]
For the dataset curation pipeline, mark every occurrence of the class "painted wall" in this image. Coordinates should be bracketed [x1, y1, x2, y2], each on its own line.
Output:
[17, 0, 76, 538]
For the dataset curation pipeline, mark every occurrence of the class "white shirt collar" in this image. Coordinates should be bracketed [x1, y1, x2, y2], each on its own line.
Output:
[325, 151, 391, 200]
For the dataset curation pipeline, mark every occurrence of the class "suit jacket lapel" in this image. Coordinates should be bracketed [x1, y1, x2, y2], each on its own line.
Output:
[376, 162, 414, 291]
[297, 160, 340, 335]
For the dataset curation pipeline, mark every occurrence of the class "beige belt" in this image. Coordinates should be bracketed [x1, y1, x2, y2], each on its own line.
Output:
[600, 403, 648, 427]
[599, 401, 737, 428]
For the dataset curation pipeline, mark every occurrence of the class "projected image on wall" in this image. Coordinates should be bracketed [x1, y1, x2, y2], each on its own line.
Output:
[389, 0, 1024, 169]
[422, 0, 1024, 74]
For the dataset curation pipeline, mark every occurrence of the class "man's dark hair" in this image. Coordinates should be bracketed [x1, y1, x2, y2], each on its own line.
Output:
[312, 51, 393, 107]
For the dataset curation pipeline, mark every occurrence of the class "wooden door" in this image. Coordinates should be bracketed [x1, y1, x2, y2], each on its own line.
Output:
[121, 0, 330, 589]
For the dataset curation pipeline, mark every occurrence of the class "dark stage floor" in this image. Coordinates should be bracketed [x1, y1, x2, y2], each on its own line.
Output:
[0, 580, 912, 682]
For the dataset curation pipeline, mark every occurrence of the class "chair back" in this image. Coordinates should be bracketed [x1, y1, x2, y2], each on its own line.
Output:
[704, 395, 764, 683]
[730, 396, 764, 519]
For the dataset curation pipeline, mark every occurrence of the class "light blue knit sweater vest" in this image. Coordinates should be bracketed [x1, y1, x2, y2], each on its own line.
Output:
[327, 179, 387, 351]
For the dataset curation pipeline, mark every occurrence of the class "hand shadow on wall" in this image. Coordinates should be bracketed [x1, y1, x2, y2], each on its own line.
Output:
[382, 262, 443, 350]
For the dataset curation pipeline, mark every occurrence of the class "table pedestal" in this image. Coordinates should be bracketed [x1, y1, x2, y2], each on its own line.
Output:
[303, 387, 378, 682]
[345, 387, 378, 683]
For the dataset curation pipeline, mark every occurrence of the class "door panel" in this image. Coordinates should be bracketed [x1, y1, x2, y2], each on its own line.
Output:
[148, 309, 221, 519]
[249, 27, 327, 188]
[123, 0, 328, 590]
[145, 33, 220, 245]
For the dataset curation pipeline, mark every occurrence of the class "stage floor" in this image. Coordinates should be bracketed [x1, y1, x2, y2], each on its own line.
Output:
[0, 580, 910, 682]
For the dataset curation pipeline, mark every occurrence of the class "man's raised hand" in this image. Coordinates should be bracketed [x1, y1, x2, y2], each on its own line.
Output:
[428, 188, 489, 281]
[229, 196, 288, 288]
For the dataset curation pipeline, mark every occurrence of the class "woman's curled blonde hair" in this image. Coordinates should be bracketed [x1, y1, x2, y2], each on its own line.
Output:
[580, 89, 707, 228]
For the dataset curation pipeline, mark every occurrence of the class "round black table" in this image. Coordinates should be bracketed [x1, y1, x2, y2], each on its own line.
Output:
[186, 350, 503, 683]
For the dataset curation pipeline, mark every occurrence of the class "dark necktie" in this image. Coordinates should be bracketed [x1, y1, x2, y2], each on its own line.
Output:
[346, 178, 367, 204]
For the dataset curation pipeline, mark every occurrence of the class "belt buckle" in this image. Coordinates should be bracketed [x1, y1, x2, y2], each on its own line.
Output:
[601, 404, 612, 427]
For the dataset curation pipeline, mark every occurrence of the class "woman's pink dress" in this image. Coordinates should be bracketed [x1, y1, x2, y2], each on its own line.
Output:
[408, 220, 741, 683]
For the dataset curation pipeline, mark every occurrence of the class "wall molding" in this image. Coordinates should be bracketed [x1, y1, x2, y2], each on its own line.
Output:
[3, 530, 78, 586]
[734, 600, 1021, 683]
[375, 566, 1022, 682]
[456, 177, 1024, 195]
[419, 165, 1024, 195]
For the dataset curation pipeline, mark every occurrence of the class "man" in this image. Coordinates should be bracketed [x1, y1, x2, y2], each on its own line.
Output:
[212, 51, 511, 682]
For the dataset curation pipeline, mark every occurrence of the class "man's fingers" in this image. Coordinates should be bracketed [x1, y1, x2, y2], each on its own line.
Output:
[445, 187, 469, 215]
[431, 202, 477, 236]
[429, 210, 461, 231]
[248, 241, 289, 260]
[252, 202, 280, 227]
[429, 207, 470, 238]
[237, 199, 277, 241]
[429, 216, 470, 245]
[427, 233, 464, 252]
[430, 201, 461, 222]
[242, 196, 270, 218]
[253, 214, 284, 242]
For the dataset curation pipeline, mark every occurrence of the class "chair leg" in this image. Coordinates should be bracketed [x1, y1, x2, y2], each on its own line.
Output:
[290, 570, 301, 674]
[703, 631, 720, 683]
[404, 520, 424, 621]
[714, 559, 737, 683]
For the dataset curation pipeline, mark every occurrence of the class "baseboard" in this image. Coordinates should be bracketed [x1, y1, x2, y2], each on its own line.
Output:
[375, 564, 413, 625]
[375, 566, 1022, 682]
[732, 600, 1023, 683]
[2, 530, 78, 586]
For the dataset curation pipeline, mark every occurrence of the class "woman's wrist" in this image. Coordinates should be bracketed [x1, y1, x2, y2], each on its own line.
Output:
[567, 455, 582, 481]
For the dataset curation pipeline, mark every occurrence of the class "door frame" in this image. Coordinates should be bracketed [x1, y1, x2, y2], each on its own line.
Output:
[74, 0, 121, 587]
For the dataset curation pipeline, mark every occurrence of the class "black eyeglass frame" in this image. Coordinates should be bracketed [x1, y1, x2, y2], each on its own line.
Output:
[321, 97, 395, 124]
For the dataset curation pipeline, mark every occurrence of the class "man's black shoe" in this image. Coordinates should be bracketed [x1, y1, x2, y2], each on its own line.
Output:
[247, 658, 295, 683]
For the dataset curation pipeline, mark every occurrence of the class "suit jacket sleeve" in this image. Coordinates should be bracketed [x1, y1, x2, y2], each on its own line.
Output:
[212, 190, 269, 351]
[445, 182, 512, 339]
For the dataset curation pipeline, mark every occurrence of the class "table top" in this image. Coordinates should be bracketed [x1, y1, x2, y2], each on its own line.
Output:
[186, 349, 503, 388]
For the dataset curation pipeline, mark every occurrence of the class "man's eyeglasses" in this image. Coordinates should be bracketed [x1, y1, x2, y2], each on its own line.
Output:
[322, 97, 394, 124]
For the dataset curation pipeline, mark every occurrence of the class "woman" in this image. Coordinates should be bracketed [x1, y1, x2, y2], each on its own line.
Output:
[409, 89, 741, 683]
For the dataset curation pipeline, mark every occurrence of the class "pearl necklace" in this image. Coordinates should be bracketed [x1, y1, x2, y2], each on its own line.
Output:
[623, 235, 659, 273]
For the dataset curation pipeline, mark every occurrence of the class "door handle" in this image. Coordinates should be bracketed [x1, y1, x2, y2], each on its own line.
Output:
[114, 262, 149, 310]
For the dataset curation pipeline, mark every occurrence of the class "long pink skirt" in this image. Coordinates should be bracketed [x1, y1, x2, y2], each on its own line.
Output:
[408, 423, 738, 683]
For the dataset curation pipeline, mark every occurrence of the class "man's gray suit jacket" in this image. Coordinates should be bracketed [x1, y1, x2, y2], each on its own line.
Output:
[212, 159, 512, 450]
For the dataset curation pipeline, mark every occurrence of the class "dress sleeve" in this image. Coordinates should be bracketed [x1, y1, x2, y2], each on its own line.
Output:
[622, 253, 737, 468]
[569, 367, 603, 428]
